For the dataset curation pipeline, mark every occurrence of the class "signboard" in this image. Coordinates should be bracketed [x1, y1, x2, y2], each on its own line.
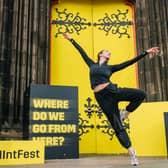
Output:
[164, 112, 168, 159]
[0, 141, 44, 165]
[29, 84, 79, 159]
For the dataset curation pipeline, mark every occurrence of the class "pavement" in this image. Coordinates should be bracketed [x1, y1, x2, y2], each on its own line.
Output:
[3, 155, 168, 168]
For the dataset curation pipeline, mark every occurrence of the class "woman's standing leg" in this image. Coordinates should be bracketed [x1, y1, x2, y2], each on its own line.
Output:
[116, 87, 146, 165]
[95, 89, 139, 165]
[94, 90, 131, 149]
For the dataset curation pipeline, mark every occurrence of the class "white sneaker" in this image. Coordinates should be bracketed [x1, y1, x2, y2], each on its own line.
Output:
[129, 149, 139, 166]
[119, 109, 127, 121]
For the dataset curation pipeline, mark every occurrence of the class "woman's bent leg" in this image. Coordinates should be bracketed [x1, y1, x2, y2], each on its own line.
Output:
[116, 88, 146, 112]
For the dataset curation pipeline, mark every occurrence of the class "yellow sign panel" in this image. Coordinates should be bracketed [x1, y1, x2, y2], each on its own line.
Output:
[0, 141, 44, 165]
[130, 102, 168, 156]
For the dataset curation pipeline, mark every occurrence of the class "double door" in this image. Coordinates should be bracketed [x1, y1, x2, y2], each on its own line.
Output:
[50, 0, 137, 154]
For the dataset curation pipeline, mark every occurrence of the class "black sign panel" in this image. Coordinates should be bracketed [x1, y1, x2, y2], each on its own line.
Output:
[164, 112, 168, 159]
[29, 84, 79, 159]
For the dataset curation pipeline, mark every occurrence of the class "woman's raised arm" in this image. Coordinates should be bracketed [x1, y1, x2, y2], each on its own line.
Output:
[62, 33, 95, 67]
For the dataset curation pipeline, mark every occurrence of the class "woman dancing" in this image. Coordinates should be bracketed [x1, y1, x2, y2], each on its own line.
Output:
[62, 32, 159, 166]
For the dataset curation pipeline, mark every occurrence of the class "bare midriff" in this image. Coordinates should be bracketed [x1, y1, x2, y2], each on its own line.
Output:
[93, 82, 110, 93]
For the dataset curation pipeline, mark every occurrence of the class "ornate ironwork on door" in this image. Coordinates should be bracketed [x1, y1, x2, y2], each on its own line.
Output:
[79, 97, 130, 141]
[52, 8, 91, 37]
[52, 8, 133, 38]
[93, 9, 133, 38]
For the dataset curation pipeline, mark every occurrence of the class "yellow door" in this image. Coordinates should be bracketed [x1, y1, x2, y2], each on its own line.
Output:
[92, 0, 137, 154]
[50, 0, 137, 154]
[50, 0, 97, 154]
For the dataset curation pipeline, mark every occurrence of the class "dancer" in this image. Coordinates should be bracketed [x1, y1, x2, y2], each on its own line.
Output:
[62, 32, 159, 166]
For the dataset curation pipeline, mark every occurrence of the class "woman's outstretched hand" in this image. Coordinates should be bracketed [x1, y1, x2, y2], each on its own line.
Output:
[146, 47, 159, 54]
[146, 47, 160, 58]
[62, 32, 72, 41]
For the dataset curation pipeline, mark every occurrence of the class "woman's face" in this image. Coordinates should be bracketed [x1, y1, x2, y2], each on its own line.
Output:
[100, 50, 111, 60]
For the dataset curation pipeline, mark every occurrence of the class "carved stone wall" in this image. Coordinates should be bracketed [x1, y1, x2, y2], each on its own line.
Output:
[0, 0, 168, 137]
[0, 0, 51, 133]
[135, 0, 168, 101]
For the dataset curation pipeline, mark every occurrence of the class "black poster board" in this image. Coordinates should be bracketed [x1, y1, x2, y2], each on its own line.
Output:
[29, 84, 79, 159]
[164, 112, 168, 159]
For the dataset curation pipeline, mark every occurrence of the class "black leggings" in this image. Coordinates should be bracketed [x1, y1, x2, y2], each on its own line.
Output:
[94, 85, 146, 149]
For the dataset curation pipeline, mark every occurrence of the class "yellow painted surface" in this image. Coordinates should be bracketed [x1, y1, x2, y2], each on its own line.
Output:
[92, 0, 136, 154]
[130, 102, 168, 156]
[0, 141, 44, 165]
[93, 0, 137, 89]
[50, 0, 167, 156]
[50, 0, 97, 154]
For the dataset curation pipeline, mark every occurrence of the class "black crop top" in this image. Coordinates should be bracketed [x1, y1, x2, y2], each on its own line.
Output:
[70, 39, 148, 90]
